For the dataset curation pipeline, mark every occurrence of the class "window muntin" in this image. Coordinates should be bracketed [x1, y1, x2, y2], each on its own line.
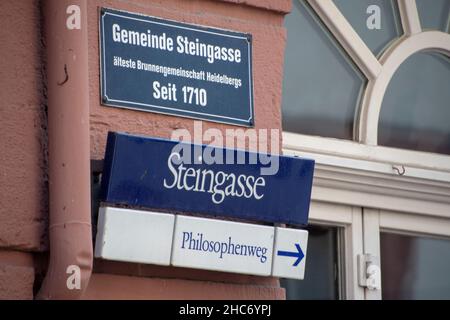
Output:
[333, 0, 402, 56]
[282, 0, 365, 140]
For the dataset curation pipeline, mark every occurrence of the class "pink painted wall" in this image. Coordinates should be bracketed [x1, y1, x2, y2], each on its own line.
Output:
[0, 0, 48, 252]
[0, 0, 48, 299]
[0, 0, 290, 299]
[84, 273, 285, 299]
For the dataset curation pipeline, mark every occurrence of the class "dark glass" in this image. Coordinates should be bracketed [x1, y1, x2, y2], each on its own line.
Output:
[416, 0, 450, 32]
[379, 52, 450, 155]
[282, 0, 365, 140]
[334, 0, 402, 56]
[280, 225, 342, 300]
[381, 232, 450, 299]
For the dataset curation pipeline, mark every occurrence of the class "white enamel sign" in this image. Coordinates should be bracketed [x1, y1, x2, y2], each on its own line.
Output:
[271, 227, 308, 280]
[94, 207, 175, 265]
[94, 206, 309, 279]
[171, 215, 274, 276]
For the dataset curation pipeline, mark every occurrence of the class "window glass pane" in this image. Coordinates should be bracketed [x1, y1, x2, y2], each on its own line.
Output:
[416, 0, 450, 32]
[378, 52, 450, 155]
[333, 0, 402, 56]
[282, 0, 365, 140]
[380, 232, 450, 299]
[280, 225, 342, 300]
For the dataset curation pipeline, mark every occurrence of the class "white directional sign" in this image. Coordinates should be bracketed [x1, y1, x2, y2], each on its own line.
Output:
[94, 207, 175, 265]
[94, 206, 309, 279]
[171, 215, 274, 276]
[271, 227, 308, 280]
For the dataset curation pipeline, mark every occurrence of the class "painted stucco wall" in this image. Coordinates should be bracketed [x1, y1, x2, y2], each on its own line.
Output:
[0, 0, 290, 299]
[0, 0, 48, 252]
[0, 0, 48, 300]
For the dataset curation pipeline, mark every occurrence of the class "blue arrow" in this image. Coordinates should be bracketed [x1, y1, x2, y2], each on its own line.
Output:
[277, 243, 304, 267]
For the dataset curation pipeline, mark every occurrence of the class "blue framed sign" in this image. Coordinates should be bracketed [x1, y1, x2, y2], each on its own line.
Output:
[100, 8, 254, 126]
[101, 132, 315, 226]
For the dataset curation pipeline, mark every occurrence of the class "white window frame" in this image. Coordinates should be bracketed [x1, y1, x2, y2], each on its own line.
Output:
[308, 201, 365, 300]
[284, 133, 450, 219]
[379, 210, 450, 239]
[284, 0, 450, 300]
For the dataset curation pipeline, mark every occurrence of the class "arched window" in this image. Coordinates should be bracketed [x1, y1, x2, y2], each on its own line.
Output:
[282, 0, 450, 152]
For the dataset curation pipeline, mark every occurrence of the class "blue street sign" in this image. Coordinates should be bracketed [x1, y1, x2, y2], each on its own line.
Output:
[100, 8, 254, 126]
[100, 132, 315, 226]
[277, 244, 305, 267]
